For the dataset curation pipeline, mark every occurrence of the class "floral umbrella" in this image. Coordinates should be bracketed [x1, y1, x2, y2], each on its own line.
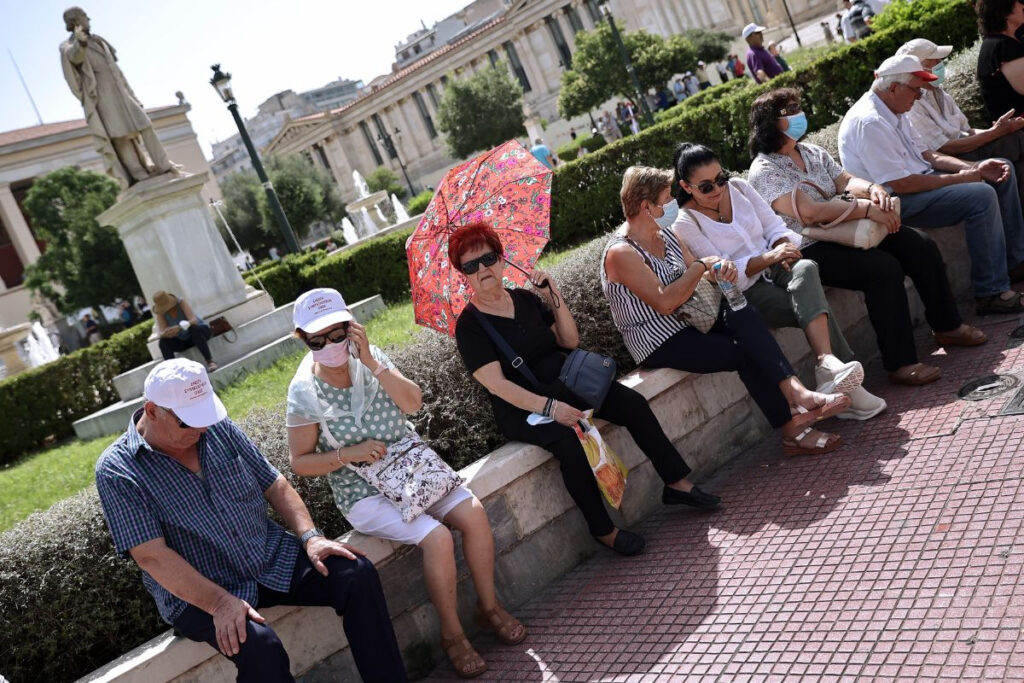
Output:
[406, 139, 552, 336]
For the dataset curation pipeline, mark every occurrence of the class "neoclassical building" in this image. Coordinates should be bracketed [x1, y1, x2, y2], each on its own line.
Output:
[266, 0, 831, 203]
[0, 103, 219, 329]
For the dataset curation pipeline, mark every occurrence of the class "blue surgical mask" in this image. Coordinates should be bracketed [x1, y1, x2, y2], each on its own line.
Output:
[655, 199, 680, 229]
[783, 112, 808, 141]
[931, 62, 946, 86]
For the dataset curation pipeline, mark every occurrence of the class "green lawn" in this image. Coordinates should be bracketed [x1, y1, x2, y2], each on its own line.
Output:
[782, 42, 844, 72]
[0, 248, 582, 532]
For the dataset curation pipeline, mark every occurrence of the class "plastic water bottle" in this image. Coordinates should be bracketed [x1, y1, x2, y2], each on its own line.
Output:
[714, 262, 747, 310]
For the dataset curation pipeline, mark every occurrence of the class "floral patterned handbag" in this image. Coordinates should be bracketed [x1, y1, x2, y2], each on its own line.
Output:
[319, 421, 464, 523]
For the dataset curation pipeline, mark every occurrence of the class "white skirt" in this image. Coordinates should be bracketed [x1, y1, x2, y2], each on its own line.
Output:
[345, 486, 474, 546]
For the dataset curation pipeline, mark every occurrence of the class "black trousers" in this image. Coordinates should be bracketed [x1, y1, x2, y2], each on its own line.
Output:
[159, 324, 213, 362]
[643, 304, 794, 429]
[502, 380, 692, 538]
[803, 227, 962, 371]
[172, 554, 407, 683]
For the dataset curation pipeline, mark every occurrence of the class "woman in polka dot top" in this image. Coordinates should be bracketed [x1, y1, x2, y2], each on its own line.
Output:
[286, 288, 525, 678]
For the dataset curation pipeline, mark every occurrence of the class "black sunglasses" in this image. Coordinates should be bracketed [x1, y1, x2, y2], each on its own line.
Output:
[693, 172, 730, 195]
[162, 407, 190, 429]
[305, 323, 349, 351]
[460, 251, 500, 275]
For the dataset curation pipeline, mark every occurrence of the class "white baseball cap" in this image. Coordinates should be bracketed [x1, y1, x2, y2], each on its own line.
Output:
[742, 23, 766, 39]
[144, 359, 227, 428]
[874, 54, 938, 81]
[293, 287, 353, 333]
[896, 38, 953, 61]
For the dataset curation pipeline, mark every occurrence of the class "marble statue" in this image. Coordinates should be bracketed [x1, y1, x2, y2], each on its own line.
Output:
[59, 7, 179, 189]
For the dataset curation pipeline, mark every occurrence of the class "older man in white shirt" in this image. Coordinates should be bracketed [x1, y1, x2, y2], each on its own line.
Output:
[898, 38, 1024, 204]
[839, 54, 1024, 315]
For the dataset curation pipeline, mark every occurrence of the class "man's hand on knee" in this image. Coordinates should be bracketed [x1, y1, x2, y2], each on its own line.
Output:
[211, 594, 265, 656]
[306, 536, 366, 576]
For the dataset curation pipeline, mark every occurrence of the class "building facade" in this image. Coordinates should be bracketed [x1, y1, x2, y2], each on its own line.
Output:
[265, 0, 832, 204]
[0, 103, 220, 329]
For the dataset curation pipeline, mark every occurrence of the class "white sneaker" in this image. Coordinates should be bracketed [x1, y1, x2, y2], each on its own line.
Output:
[836, 385, 887, 420]
[814, 354, 864, 394]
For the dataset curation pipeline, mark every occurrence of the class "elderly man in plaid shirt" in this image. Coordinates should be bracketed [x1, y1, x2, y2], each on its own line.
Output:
[95, 359, 407, 682]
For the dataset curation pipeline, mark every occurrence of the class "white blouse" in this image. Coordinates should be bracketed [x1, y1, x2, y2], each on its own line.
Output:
[670, 178, 803, 292]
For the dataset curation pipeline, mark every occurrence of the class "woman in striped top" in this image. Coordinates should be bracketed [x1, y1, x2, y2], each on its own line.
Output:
[601, 166, 850, 456]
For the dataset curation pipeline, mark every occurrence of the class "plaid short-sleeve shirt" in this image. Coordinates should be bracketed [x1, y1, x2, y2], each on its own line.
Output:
[95, 410, 300, 624]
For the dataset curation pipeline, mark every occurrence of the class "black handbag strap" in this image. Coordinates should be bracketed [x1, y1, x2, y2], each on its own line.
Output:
[470, 306, 542, 390]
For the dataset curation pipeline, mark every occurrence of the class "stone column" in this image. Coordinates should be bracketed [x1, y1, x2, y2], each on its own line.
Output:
[526, 22, 560, 93]
[555, 9, 577, 53]
[514, 31, 549, 94]
[392, 100, 429, 159]
[0, 184, 41, 271]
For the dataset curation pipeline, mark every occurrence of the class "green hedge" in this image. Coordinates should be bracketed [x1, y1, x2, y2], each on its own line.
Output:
[242, 249, 328, 304]
[0, 320, 153, 463]
[310, 228, 415, 304]
[656, 77, 753, 121]
[555, 133, 608, 161]
[406, 189, 434, 216]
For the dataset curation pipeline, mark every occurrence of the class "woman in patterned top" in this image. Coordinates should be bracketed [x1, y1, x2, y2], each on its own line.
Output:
[286, 288, 524, 679]
[746, 88, 986, 389]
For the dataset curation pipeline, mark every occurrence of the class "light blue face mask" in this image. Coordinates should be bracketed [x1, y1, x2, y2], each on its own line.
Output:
[655, 199, 680, 229]
[783, 112, 808, 141]
[931, 62, 946, 86]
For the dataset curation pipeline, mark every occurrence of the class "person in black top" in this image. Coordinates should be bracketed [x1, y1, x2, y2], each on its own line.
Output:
[978, 0, 1024, 120]
[452, 222, 721, 558]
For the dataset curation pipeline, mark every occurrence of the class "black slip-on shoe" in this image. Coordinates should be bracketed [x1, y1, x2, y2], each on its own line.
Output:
[662, 485, 722, 510]
[596, 529, 646, 556]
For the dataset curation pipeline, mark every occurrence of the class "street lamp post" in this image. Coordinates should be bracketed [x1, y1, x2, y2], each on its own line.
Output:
[376, 127, 417, 198]
[598, 2, 654, 129]
[209, 64, 300, 254]
[778, 0, 803, 47]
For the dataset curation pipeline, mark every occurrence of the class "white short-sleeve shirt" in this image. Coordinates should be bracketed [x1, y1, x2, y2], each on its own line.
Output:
[906, 87, 973, 153]
[838, 91, 933, 189]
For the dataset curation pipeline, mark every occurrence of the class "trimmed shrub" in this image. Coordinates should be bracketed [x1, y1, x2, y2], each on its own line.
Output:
[406, 189, 434, 216]
[311, 228, 415, 304]
[945, 40, 986, 129]
[0, 320, 152, 462]
[656, 77, 753, 121]
[555, 133, 608, 162]
[243, 249, 328, 305]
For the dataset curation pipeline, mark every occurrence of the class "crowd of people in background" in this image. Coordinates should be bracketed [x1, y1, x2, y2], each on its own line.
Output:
[91, 2, 1024, 678]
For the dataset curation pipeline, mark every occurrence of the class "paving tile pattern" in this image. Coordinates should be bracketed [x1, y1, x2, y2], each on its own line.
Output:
[426, 315, 1024, 682]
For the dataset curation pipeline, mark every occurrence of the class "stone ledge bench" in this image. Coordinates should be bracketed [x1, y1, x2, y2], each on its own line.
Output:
[79, 224, 972, 682]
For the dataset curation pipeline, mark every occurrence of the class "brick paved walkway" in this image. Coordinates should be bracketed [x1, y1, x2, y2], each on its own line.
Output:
[426, 314, 1024, 682]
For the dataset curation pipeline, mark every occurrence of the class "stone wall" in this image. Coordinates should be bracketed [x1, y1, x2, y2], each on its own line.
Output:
[79, 224, 972, 682]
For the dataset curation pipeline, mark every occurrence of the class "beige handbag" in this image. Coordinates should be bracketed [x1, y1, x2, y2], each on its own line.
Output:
[791, 180, 896, 250]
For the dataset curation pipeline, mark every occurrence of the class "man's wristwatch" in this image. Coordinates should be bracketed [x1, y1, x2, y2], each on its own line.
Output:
[299, 528, 324, 547]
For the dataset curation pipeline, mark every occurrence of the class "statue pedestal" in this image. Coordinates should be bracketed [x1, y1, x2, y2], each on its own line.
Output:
[0, 322, 32, 378]
[98, 172, 279, 361]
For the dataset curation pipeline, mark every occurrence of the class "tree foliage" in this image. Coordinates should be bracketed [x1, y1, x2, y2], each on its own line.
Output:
[436, 63, 527, 159]
[680, 29, 732, 64]
[21, 167, 139, 314]
[557, 21, 697, 119]
[217, 155, 344, 254]
[365, 167, 407, 200]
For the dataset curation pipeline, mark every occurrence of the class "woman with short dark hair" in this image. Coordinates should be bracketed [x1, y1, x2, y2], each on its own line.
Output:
[977, 0, 1024, 119]
[452, 222, 721, 558]
[746, 88, 985, 389]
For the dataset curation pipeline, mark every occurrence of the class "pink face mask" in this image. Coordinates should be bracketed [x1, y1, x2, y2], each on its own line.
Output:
[312, 340, 350, 367]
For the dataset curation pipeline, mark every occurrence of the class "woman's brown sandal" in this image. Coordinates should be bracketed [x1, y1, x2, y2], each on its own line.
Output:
[440, 633, 487, 679]
[477, 604, 527, 645]
[782, 427, 843, 456]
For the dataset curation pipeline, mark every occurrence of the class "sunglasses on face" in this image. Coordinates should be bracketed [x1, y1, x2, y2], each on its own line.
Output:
[692, 172, 730, 195]
[460, 251, 500, 275]
[162, 407, 190, 429]
[305, 324, 349, 351]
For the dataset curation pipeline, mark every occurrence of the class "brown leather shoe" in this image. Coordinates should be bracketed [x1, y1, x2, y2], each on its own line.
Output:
[934, 326, 987, 347]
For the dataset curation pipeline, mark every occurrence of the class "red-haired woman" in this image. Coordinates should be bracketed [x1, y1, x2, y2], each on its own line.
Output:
[451, 223, 721, 557]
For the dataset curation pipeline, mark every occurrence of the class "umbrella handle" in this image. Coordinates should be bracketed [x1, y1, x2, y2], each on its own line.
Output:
[505, 258, 551, 288]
